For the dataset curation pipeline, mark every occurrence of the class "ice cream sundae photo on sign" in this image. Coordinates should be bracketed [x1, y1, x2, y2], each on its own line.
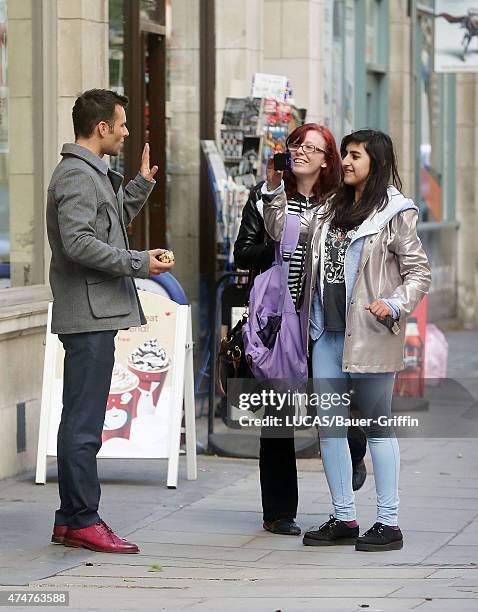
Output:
[127, 339, 170, 418]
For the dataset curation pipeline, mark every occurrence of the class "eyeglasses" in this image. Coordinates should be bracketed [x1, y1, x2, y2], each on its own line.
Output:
[288, 142, 326, 155]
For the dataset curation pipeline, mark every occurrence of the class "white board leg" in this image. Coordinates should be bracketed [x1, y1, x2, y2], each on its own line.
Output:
[35, 303, 55, 484]
[166, 306, 188, 489]
[184, 307, 197, 480]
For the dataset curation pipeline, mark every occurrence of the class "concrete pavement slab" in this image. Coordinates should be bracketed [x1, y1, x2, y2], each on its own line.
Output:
[7, 589, 425, 612]
[142, 507, 265, 534]
[386, 495, 478, 510]
[392, 508, 477, 533]
[58, 563, 435, 580]
[423, 545, 478, 564]
[184, 598, 425, 611]
[428, 568, 478, 579]
[29, 576, 417, 598]
[256, 549, 429, 566]
[106, 541, 272, 562]
[247, 530, 454, 560]
[2, 587, 196, 611]
[446, 519, 478, 545]
[59, 564, 247, 579]
[416, 602, 478, 611]
[128, 529, 256, 547]
[391, 583, 478, 598]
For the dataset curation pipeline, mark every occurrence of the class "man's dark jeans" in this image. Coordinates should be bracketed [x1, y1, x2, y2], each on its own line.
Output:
[55, 330, 117, 529]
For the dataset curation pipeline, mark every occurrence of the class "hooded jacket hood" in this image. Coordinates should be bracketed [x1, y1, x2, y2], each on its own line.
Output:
[354, 186, 418, 241]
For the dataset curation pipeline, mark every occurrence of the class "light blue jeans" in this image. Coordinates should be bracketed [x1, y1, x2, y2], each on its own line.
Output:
[312, 331, 400, 526]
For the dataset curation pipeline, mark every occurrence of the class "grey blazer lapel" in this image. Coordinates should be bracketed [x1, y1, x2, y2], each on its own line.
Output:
[107, 169, 129, 238]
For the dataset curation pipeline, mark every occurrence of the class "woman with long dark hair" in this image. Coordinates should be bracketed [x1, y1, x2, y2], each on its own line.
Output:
[235, 123, 367, 536]
[264, 129, 431, 551]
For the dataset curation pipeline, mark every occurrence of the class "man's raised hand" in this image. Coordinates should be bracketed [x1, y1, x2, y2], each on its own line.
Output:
[140, 143, 158, 182]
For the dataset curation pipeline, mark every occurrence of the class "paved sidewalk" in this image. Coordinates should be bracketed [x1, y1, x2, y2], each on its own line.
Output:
[1, 440, 477, 611]
[0, 331, 477, 611]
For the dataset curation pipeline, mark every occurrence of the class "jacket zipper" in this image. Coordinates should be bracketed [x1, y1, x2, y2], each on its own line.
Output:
[295, 196, 308, 307]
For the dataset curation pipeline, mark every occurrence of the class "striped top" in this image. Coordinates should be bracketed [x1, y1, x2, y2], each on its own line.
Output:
[286, 193, 315, 307]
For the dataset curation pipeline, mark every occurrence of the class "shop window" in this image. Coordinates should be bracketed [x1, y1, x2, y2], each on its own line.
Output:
[108, 0, 167, 250]
[416, 11, 446, 222]
[365, 0, 380, 64]
[140, 0, 165, 24]
[365, 0, 387, 130]
[109, 0, 125, 175]
[0, 0, 8, 288]
[323, 0, 355, 139]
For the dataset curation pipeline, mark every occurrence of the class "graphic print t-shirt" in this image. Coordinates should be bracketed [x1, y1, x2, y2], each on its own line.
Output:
[323, 224, 358, 331]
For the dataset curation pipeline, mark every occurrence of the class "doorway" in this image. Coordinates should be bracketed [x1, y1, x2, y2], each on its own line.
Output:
[123, 1, 167, 251]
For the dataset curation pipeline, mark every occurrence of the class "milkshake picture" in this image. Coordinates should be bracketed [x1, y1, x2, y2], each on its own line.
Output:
[128, 339, 170, 416]
[103, 364, 140, 442]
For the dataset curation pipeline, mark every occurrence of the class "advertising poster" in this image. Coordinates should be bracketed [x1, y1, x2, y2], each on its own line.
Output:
[434, 1, 478, 72]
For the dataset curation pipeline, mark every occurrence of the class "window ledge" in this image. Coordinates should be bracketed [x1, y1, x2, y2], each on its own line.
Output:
[0, 285, 52, 338]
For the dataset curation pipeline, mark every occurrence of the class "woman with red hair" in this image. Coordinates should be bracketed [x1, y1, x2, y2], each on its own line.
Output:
[235, 123, 367, 536]
[262, 123, 343, 349]
[282, 123, 343, 210]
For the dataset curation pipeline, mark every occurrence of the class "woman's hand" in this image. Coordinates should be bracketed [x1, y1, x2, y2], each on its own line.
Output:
[266, 157, 283, 191]
[365, 299, 392, 321]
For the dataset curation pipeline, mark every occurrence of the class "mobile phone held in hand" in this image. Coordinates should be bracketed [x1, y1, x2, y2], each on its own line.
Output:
[274, 152, 292, 171]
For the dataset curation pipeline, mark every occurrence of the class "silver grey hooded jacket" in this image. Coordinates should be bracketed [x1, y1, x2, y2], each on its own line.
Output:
[262, 183, 431, 373]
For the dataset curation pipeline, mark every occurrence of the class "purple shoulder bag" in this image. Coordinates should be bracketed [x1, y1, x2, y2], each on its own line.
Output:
[242, 212, 308, 380]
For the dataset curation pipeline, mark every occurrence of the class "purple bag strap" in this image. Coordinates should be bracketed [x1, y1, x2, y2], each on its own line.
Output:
[280, 212, 301, 260]
[277, 213, 301, 315]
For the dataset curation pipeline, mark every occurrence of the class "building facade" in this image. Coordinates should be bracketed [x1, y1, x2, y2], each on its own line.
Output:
[0, 0, 476, 479]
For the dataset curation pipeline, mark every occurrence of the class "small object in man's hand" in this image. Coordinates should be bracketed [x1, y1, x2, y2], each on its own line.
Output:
[156, 250, 175, 264]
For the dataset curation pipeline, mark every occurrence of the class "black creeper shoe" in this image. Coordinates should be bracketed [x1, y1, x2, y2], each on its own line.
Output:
[263, 519, 301, 536]
[355, 522, 403, 551]
[303, 515, 359, 546]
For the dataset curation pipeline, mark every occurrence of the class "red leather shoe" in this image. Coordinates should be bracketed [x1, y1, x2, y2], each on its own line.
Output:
[51, 525, 68, 544]
[63, 521, 140, 553]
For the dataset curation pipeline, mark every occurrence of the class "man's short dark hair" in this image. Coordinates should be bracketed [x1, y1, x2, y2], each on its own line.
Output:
[72, 89, 129, 138]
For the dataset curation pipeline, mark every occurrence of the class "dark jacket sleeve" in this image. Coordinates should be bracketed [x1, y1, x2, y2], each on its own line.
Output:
[233, 183, 275, 272]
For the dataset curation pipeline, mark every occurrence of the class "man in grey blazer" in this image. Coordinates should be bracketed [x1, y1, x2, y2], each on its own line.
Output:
[46, 89, 172, 553]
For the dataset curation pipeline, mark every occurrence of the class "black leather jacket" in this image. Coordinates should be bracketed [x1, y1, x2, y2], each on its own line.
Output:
[233, 182, 275, 272]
